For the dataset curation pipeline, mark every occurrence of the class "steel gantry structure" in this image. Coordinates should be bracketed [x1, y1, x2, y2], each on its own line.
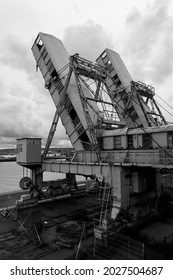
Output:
[17, 32, 173, 237]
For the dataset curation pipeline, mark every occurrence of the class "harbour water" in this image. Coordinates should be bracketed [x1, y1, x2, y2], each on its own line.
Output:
[0, 161, 73, 194]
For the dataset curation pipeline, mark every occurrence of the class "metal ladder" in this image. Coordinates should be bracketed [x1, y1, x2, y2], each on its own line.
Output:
[97, 165, 112, 228]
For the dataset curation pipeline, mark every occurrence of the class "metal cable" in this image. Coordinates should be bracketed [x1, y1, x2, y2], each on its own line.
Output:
[156, 93, 173, 112]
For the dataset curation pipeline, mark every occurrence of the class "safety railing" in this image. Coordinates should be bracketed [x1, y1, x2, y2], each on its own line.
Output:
[72, 150, 173, 167]
[93, 232, 144, 260]
[45, 149, 173, 167]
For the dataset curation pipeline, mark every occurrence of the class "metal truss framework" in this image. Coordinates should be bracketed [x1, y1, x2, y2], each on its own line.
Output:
[42, 53, 167, 161]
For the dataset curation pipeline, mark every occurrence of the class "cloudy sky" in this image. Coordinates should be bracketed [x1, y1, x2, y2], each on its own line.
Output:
[0, 0, 173, 148]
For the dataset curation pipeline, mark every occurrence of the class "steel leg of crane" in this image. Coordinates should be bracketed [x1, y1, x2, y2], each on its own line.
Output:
[111, 166, 130, 219]
[42, 67, 73, 161]
[31, 166, 43, 189]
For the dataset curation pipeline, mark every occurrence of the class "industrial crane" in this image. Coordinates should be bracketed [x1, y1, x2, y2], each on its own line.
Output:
[31, 33, 167, 156]
[17, 32, 173, 238]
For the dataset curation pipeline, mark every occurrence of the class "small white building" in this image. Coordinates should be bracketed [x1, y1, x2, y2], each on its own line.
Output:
[16, 137, 42, 164]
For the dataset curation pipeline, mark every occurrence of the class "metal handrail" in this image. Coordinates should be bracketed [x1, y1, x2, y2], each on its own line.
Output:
[73, 150, 173, 166]
[44, 149, 173, 167]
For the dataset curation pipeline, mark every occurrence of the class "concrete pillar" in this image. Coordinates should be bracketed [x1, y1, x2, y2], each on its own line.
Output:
[111, 166, 130, 219]
[121, 167, 130, 209]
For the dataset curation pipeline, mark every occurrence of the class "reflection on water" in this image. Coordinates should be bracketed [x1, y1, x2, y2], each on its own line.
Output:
[0, 161, 23, 193]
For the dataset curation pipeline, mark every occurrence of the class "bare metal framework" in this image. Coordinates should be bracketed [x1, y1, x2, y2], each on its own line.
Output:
[130, 81, 167, 126]
[42, 67, 73, 161]
[42, 53, 167, 161]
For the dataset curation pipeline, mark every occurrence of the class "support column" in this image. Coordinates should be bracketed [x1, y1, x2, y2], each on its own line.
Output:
[31, 165, 43, 189]
[111, 166, 130, 219]
[156, 168, 162, 195]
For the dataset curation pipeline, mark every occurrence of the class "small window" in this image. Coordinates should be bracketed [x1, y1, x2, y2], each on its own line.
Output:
[143, 134, 152, 149]
[97, 137, 103, 150]
[80, 132, 91, 150]
[77, 124, 84, 136]
[131, 113, 138, 121]
[69, 108, 77, 120]
[64, 95, 70, 106]
[121, 92, 128, 104]
[40, 47, 47, 59]
[106, 60, 114, 71]
[64, 96, 73, 112]
[46, 59, 54, 72]
[51, 69, 57, 79]
[128, 106, 135, 114]
[73, 115, 80, 127]
[37, 39, 43, 51]
[51, 71, 63, 92]
[114, 136, 121, 149]
[167, 132, 173, 148]
[128, 135, 133, 149]
[113, 74, 118, 81]
[101, 52, 107, 60]
[116, 79, 121, 86]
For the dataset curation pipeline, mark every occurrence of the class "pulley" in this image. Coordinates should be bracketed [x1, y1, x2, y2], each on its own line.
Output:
[19, 177, 32, 190]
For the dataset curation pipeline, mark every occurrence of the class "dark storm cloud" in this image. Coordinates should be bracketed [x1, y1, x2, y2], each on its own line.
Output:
[0, 35, 56, 140]
[0, 121, 40, 138]
[0, 35, 45, 92]
[0, 87, 44, 138]
[124, 0, 173, 83]
[0, 36, 33, 74]
[63, 21, 114, 61]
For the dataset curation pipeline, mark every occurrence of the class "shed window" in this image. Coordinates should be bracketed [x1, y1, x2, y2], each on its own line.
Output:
[73, 115, 80, 127]
[37, 39, 43, 51]
[128, 135, 133, 149]
[143, 134, 152, 149]
[128, 106, 135, 115]
[167, 132, 173, 148]
[114, 136, 121, 149]
[64, 95, 73, 112]
[122, 92, 128, 104]
[54, 79, 63, 92]
[101, 52, 107, 60]
[116, 79, 121, 87]
[131, 113, 138, 121]
[76, 124, 84, 135]
[40, 47, 47, 59]
[46, 59, 54, 73]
